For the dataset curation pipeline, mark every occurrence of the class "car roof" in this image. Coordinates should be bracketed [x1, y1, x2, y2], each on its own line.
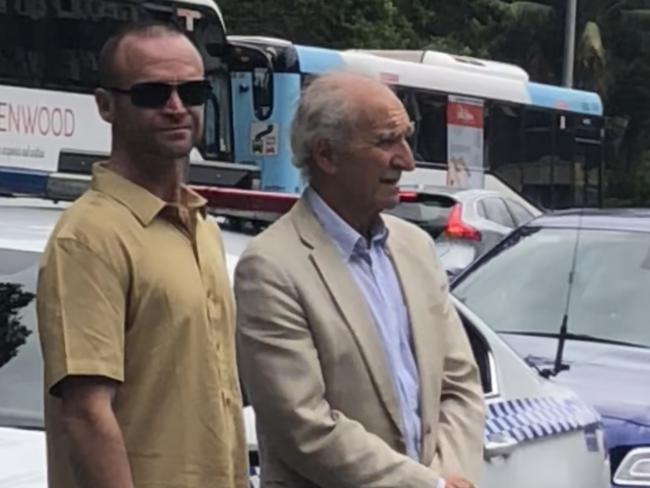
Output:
[527, 208, 650, 232]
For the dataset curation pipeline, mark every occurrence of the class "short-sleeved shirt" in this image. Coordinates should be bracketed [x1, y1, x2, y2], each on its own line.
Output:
[36, 163, 248, 488]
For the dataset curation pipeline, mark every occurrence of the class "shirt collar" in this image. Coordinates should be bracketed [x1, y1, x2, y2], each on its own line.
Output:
[91, 162, 207, 226]
[304, 187, 388, 259]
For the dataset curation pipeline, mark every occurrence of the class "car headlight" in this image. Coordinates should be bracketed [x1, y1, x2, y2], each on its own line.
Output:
[614, 447, 650, 486]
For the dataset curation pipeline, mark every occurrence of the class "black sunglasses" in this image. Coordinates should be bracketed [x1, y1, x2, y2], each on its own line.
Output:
[104, 79, 212, 108]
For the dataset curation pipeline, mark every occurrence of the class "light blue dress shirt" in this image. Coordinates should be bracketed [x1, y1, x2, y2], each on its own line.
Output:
[305, 188, 423, 460]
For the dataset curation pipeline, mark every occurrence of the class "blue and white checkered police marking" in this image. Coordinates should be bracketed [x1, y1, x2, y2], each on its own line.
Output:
[485, 395, 601, 444]
[249, 466, 260, 488]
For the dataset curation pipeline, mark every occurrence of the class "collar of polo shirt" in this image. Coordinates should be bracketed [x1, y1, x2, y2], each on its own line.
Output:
[91, 162, 207, 226]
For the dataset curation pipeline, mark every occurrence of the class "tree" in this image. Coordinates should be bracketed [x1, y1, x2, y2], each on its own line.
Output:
[219, 0, 421, 49]
[0, 283, 34, 369]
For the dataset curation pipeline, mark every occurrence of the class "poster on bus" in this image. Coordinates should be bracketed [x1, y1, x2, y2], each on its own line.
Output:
[446, 95, 484, 189]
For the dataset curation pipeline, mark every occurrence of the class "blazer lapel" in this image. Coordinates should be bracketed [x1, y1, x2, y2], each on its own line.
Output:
[289, 199, 405, 436]
[386, 225, 437, 463]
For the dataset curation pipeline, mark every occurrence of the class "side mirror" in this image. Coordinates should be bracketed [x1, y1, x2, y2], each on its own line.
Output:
[224, 42, 275, 121]
[252, 67, 273, 120]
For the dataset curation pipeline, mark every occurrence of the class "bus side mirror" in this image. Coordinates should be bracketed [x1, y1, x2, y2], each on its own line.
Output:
[252, 67, 273, 120]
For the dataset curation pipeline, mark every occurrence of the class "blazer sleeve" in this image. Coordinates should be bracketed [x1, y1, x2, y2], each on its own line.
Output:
[235, 248, 442, 488]
[427, 241, 486, 485]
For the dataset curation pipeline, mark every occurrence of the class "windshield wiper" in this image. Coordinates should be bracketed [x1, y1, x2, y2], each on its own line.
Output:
[501, 330, 648, 349]
[503, 329, 648, 377]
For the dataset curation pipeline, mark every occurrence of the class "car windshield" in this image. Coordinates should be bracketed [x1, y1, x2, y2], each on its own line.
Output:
[0, 249, 42, 429]
[453, 226, 650, 349]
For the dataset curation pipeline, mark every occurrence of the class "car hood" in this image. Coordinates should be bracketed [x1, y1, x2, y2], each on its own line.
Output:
[501, 333, 650, 449]
[0, 427, 46, 488]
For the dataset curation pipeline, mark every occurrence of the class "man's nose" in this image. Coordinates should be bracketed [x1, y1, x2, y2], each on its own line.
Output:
[394, 137, 415, 170]
[164, 88, 186, 113]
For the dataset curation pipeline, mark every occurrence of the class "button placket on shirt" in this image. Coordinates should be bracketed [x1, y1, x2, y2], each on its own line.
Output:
[184, 214, 221, 359]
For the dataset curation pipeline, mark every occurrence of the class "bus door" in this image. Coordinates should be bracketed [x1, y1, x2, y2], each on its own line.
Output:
[554, 112, 604, 209]
[572, 115, 604, 208]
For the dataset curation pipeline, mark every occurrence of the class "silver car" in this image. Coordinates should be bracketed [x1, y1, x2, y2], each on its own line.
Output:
[389, 185, 541, 275]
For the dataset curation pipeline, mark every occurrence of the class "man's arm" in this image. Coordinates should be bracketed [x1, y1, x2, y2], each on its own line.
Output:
[59, 376, 134, 488]
[235, 250, 442, 488]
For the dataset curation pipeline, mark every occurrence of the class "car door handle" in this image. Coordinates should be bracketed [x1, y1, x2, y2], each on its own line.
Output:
[484, 433, 518, 460]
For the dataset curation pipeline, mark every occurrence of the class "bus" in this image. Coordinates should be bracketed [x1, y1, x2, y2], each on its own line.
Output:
[227, 38, 605, 210]
[0, 3, 605, 211]
[0, 0, 263, 188]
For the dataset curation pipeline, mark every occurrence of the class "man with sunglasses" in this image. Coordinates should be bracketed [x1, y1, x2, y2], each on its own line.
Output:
[37, 21, 248, 488]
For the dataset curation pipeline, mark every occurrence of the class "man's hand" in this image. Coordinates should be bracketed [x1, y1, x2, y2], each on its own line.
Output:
[445, 475, 476, 488]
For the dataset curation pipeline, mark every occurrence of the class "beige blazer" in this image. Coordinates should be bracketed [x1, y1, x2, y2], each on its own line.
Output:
[235, 197, 485, 488]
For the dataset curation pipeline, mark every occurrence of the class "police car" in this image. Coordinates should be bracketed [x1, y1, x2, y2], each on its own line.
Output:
[0, 169, 610, 488]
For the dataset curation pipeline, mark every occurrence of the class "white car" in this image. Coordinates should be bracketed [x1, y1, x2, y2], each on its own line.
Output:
[0, 191, 610, 488]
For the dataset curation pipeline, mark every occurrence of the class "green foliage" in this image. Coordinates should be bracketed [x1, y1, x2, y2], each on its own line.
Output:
[219, 0, 420, 48]
[0, 283, 35, 369]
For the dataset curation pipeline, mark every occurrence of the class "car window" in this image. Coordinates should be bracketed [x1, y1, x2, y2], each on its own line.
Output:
[481, 197, 516, 228]
[0, 249, 42, 429]
[506, 199, 534, 226]
[386, 193, 456, 238]
[454, 227, 650, 348]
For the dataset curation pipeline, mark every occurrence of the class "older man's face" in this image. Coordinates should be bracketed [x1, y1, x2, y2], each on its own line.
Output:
[332, 86, 415, 215]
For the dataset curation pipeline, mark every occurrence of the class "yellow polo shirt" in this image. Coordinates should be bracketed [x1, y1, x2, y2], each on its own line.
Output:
[37, 163, 248, 488]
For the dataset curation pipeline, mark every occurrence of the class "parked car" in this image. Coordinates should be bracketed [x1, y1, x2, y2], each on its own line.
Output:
[452, 208, 650, 487]
[0, 185, 609, 488]
[388, 185, 540, 275]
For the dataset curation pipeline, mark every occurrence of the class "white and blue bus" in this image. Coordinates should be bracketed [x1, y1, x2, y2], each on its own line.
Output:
[227, 38, 605, 210]
[0, 4, 603, 211]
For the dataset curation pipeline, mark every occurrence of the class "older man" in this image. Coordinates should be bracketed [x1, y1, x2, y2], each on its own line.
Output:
[235, 73, 485, 488]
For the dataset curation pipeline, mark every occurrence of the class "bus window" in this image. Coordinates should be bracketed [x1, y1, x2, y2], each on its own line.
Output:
[556, 114, 604, 208]
[395, 88, 447, 167]
[556, 113, 575, 209]
[575, 139, 603, 207]
[1, 2, 145, 92]
[415, 92, 447, 167]
[487, 103, 523, 193]
[522, 109, 554, 209]
[194, 18, 232, 160]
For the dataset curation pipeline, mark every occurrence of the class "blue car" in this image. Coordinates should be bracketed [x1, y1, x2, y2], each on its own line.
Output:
[451, 209, 650, 487]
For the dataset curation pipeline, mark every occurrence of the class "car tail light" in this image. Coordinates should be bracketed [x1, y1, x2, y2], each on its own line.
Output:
[445, 203, 481, 241]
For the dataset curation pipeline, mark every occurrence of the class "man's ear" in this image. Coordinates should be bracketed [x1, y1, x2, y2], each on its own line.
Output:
[312, 138, 339, 176]
[94, 88, 116, 124]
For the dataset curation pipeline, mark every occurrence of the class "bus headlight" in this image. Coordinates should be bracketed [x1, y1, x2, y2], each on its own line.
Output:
[614, 447, 650, 486]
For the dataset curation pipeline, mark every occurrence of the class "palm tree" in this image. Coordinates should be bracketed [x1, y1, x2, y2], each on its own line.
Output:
[492, 0, 650, 98]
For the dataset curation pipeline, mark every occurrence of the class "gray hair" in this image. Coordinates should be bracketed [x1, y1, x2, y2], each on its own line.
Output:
[290, 74, 358, 181]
